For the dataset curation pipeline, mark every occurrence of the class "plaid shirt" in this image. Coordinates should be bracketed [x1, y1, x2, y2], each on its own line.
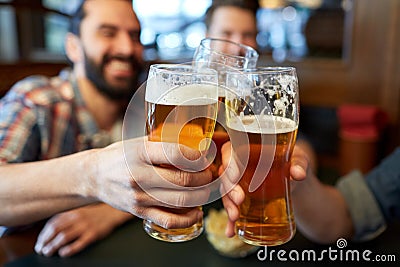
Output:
[0, 68, 118, 166]
[0, 69, 123, 236]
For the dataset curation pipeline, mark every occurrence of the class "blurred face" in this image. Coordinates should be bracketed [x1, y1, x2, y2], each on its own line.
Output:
[78, 0, 143, 100]
[207, 6, 258, 49]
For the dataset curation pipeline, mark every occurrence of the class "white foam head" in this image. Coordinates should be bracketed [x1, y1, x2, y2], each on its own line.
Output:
[228, 115, 298, 134]
[146, 83, 218, 105]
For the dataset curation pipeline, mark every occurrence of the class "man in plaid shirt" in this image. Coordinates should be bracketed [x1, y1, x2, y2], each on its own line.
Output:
[0, 0, 144, 257]
[1, 0, 217, 259]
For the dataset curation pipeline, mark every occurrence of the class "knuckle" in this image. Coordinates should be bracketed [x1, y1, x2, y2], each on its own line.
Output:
[133, 206, 147, 218]
[175, 192, 187, 207]
[131, 191, 146, 205]
[178, 170, 192, 187]
[46, 224, 60, 234]
[85, 231, 97, 241]
[172, 169, 189, 187]
[56, 232, 68, 243]
[162, 216, 178, 229]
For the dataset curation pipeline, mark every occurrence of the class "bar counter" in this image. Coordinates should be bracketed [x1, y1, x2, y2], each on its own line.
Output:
[1, 215, 399, 267]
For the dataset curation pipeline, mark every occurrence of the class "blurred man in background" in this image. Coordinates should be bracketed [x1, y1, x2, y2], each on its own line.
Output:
[205, 0, 259, 49]
[205, 0, 317, 171]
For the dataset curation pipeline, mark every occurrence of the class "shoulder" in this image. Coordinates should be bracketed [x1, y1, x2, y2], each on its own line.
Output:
[3, 70, 74, 107]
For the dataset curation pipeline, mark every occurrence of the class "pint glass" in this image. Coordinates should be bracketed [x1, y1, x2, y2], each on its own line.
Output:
[193, 38, 259, 177]
[225, 67, 299, 246]
[144, 64, 218, 242]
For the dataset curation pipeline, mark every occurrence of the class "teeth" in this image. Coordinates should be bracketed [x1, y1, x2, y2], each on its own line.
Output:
[109, 61, 131, 71]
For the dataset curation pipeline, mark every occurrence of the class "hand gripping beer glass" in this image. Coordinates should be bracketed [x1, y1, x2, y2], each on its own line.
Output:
[144, 64, 219, 242]
[193, 38, 259, 178]
[225, 67, 299, 246]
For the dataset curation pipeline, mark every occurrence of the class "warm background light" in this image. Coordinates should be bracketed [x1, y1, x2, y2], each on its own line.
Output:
[260, 0, 323, 9]
[259, 0, 287, 9]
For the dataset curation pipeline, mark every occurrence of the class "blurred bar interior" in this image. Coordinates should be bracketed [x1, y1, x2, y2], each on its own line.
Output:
[0, 0, 399, 180]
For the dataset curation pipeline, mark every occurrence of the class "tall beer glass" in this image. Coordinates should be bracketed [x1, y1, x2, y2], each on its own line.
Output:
[193, 38, 259, 177]
[144, 64, 218, 242]
[225, 67, 299, 246]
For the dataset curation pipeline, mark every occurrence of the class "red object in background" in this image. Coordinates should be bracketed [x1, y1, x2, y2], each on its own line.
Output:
[340, 126, 379, 142]
[337, 104, 388, 140]
[337, 104, 388, 175]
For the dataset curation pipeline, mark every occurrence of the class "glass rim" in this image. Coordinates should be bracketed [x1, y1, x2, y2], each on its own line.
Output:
[227, 66, 296, 75]
[198, 37, 259, 60]
[149, 63, 218, 76]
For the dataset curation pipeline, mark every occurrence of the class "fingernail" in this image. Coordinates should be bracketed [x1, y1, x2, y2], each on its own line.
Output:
[59, 248, 69, 257]
[295, 165, 306, 176]
[34, 243, 42, 253]
[42, 246, 50, 255]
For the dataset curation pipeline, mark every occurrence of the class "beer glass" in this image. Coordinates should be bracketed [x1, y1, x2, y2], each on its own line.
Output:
[144, 63, 219, 242]
[225, 67, 299, 246]
[193, 38, 259, 177]
[193, 38, 259, 70]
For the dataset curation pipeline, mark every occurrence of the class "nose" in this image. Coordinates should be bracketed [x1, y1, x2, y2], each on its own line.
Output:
[113, 32, 142, 56]
[224, 40, 243, 57]
[230, 34, 245, 47]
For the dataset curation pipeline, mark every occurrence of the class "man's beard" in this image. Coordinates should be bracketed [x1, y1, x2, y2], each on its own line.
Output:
[84, 52, 142, 101]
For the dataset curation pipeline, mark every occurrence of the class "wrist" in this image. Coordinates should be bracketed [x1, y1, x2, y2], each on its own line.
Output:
[79, 149, 101, 202]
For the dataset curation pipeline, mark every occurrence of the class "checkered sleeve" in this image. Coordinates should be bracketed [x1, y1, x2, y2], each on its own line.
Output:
[0, 94, 40, 165]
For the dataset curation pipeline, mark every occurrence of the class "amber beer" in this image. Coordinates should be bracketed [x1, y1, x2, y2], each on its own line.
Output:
[146, 101, 217, 151]
[210, 96, 230, 178]
[144, 83, 218, 242]
[228, 116, 297, 246]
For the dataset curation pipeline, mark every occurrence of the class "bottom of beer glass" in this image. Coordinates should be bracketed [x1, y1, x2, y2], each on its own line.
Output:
[143, 219, 203, 242]
[236, 223, 296, 246]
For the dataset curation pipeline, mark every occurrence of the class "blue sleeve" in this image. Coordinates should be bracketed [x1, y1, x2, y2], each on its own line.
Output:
[336, 170, 387, 242]
[336, 147, 400, 242]
[365, 147, 400, 222]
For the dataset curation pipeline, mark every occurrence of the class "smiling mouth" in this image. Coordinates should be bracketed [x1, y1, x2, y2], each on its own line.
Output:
[108, 60, 132, 73]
